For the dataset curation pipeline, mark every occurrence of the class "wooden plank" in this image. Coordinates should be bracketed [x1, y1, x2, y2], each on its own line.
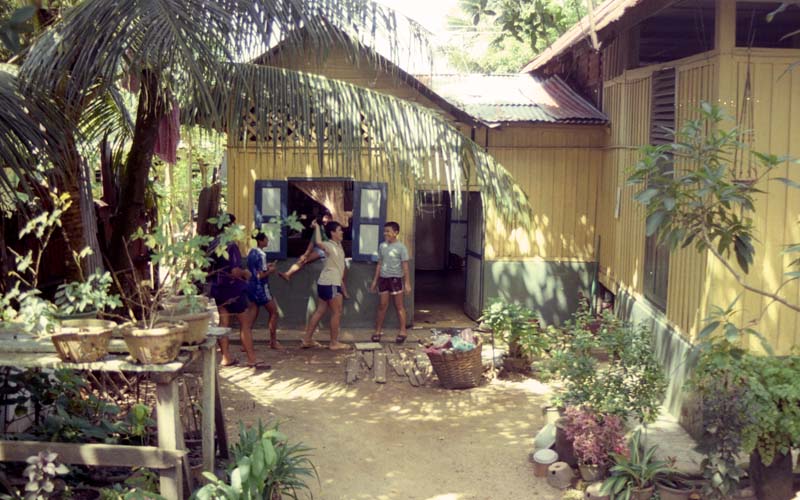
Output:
[373, 352, 387, 384]
[214, 377, 229, 460]
[345, 356, 360, 385]
[0, 441, 184, 469]
[156, 379, 183, 500]
[354, 342, 382, 350]
[363, 350, 374, 370]
[201, 342, 216, 474]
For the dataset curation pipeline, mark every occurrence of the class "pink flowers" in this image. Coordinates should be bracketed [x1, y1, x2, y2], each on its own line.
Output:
[562, 406, 628, 467]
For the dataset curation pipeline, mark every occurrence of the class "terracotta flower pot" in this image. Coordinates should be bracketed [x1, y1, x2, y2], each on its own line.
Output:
[122, 321, 186, 364]
[578, 463, 606, 482]
[51, 319, 116, 363]
[656, 480, 697, 500]
[160, 310, 211, 345]
[631, 485, 654, 500]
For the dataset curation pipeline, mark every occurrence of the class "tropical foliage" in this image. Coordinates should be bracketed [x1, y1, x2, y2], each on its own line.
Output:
[444, 0, 583, 72]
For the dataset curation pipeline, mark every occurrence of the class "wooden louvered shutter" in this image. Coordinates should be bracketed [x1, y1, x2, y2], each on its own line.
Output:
[644, 68, 675, 311]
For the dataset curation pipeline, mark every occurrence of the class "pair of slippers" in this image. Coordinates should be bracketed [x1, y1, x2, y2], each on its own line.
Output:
[220, 358, 270, 370]
[370, 334, 407, 344]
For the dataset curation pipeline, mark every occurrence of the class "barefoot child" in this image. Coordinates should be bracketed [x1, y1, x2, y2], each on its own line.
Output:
[369, 221, 411, 343]
[246, 232, 283, 350]
[301, 219, 351, 351]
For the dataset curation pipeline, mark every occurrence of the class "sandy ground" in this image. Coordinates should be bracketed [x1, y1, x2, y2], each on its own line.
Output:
[217, 330, 563, 500]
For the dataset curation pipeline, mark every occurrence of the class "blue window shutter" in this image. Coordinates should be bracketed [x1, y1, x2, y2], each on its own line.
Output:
[253, 180, 288, 260]
[352, 182, 387, 262]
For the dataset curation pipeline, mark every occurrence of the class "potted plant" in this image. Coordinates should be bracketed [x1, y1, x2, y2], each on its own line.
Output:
[600, 430, 675, 500]
[192, 420, 318, 499]
[561, 406, 627, 482]
[479, 299, 548, 372]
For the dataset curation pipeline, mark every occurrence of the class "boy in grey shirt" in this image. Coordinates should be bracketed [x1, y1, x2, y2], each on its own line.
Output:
[370, 221, 411, 343]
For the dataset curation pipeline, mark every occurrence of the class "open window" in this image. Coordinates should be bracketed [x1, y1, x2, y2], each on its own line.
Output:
[254, 179, 386, 261]
[285, 180, 354, 257]
[254, 180, 288, 260]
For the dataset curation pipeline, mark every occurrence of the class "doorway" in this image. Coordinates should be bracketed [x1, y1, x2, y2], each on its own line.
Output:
[413, 191, 472, 328]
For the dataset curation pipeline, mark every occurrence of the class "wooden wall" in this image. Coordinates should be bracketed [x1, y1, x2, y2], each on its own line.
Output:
[598, 53, 717, 342]
[482, 124, 605, 261]
[712, 49, 800, 354]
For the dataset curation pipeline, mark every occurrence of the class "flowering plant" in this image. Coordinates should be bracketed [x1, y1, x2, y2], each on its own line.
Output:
[562, 406, 628, 468]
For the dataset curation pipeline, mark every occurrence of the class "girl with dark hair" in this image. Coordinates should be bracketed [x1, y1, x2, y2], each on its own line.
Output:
[300, 219, 350, 351]
[207, 214, 267, 370]
[247, 232, 282, 350]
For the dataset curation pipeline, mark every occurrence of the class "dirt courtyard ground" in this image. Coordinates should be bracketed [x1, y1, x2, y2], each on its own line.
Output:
[218, 330, 562, 500]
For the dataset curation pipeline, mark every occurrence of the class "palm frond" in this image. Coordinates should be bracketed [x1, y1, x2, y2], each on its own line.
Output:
[19, 0, 430, 119]
[0, 66, 66, 201]
[190, 63, 530, 221]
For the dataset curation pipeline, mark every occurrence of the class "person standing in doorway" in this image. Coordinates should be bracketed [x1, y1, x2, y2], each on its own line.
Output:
[300, 218, 351, 351]
[370, 221, 411, 343]
[247, 232, 283, 350]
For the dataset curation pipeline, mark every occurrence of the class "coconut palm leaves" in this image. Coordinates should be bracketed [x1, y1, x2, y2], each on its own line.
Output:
[0, 65, 66, 204]
[19, 0, 429, 116]
[194, 62, 530, 218]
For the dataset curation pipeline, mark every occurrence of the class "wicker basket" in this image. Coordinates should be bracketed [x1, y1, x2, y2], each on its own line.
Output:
[426, 337, 484, 389]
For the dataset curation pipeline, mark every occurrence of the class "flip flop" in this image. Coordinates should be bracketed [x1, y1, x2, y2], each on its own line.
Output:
[220, 358, 239, 367]
[395, 335, 407, 344]
[300, 340, 323, 349]
[246, 361, 271, 370]
[371, 333, 383, 342]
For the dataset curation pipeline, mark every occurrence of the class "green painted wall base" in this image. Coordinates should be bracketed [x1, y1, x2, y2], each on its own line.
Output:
[615, 290, 700, 427]
[252, 260, 413, 330]
[482, 260, 595, 325]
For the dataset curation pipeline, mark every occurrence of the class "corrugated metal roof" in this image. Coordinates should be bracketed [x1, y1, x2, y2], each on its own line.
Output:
[520, 0, 648, 73]
[416, 74, 607, 125]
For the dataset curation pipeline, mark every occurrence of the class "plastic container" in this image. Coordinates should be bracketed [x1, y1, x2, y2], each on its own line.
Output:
[533, 448, 558, 477]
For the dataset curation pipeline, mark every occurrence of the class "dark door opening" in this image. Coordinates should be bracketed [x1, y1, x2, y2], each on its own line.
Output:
[413, 191, 472, 328]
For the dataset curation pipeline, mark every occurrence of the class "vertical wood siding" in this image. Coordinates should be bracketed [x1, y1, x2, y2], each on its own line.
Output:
[599, 59, 716, 341]
[483, 125, 606, 261]
[711, 51, 800, 354]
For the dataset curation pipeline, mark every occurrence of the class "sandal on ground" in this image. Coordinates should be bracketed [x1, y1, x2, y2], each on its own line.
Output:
[370, 333, 383, 342]
[300, 340, 323, 349]
[246, 361, 271, 371]
[220, 358, 239, 367]
[395, 335, 408, 344]
[329, 343, 351, 351]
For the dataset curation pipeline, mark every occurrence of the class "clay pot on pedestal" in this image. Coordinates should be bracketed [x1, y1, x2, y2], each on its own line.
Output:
[122, 321, 186, 364]
[51, 319, 116, 363]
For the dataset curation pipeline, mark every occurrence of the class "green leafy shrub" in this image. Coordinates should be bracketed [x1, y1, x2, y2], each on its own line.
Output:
[192, 420, 318, 500]
[479, 299, 548, 359]
[546, 307, 666, 424]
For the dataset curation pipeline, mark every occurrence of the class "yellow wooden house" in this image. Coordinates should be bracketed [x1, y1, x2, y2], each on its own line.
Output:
[524, 0, 800, 418]
[226, 40, 607, 330]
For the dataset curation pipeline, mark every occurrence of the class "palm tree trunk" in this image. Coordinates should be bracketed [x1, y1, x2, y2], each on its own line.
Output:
[110, 69, 165, 273]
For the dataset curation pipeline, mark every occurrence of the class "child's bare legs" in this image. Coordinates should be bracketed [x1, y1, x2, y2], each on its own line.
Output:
[265, 300, 282, 349]
[302, 298, 328, 345]
[237, 303, 259, 365]
[280, 251, 323, 281]
[217, 306, 236, 366]
[328, 294, 348, 350]
[374, 292, 390, 336]
[393, 293, 407, 339]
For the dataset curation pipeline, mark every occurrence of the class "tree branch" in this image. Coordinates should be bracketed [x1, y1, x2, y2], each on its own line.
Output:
[702, 231, 800, 314]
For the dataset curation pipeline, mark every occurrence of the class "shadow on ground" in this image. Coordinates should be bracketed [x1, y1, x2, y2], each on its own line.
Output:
[218, 341, 562, 500]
